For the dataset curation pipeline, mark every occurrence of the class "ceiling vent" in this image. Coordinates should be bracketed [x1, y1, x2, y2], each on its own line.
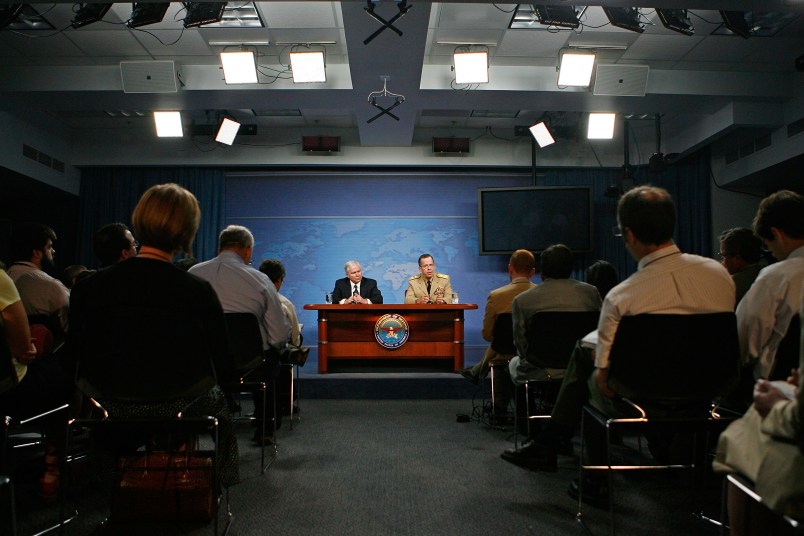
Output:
[593, 64, 649, 97]
[120, 61, 177, 93]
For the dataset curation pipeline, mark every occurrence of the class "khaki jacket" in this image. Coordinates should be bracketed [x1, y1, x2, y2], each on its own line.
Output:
[404, 273, 453, 304]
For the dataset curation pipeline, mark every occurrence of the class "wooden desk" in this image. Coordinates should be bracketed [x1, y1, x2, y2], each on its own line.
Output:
[303, 304, 478, 374]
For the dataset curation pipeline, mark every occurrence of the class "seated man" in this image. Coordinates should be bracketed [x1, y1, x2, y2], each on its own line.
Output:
[331, 260, 383, 305]
[7, 223, 70, 334]
[458, 249, 536, 384]
[259, 258, 302, 347]
[190, 225, 290, 445]
[501, 186, 735, 506]
[736, 190, 804, 380]
[508, 244, 601, 386]
[718, 227, 763, 306]
[94, 222, 139, 268]
[405, 253, 453, 304]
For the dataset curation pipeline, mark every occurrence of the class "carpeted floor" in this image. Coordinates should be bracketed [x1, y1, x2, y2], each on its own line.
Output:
[12, 396, 724, 536]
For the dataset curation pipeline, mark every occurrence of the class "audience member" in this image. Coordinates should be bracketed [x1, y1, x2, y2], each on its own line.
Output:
[331, 260, 383, 305]
[584, 260, 619, 300]
[405, 253, 454, 304]
[173, 256, 198, 271]
[501, 186, 734, 507]
[259, 258, 302, 347]
[60, 264, 87, 289]
[69, 183, 240, 487]
[93, 222, 138, 268]
[458, 249, 536, 384]
[190, 225, 290, 445]
[0, 266, 76, 500]
[508, 244, 601, 386]
[7, 223, 70, 332]
[714, 285, 804, 527]
[736, 190, 804, 380]
[719, 227, 763, 305]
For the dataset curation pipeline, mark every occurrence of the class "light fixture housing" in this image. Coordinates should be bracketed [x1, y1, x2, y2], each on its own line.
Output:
[603, 7, 645, 33]
[656, 9, 694, 36]
[128, 3, 170, 28]
[289, 51, 327, 83]
[221, 51, 258, 84]
[183, 2, 226, 28]
[153, 111, 183, 138]
[215, 117, 241, 145]
[588, 113, 616, 140]
[534, 5, 581, 29]
[557, 51, 596, 87]
[0, 4, 24, 30]
[719, 11, 752, 39]
[453, 51, 489, 85]
[71, 3, 112, 29]
[529, 122, 555, 148]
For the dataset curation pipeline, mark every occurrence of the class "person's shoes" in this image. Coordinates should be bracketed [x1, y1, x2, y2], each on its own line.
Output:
[458, 367, 479, 385]
[253, 429, 276, 446]
[568, 477, 609, 508]
[500, 441, 557, 471]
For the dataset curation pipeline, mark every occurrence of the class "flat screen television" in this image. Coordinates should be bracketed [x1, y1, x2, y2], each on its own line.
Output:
[478, 186, 593, 255]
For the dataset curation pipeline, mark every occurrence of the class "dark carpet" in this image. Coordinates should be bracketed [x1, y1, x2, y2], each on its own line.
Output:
[12, 388, 724, 535]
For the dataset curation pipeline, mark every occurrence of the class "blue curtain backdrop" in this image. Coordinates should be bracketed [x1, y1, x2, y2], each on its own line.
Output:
[77, 167, 225, 267]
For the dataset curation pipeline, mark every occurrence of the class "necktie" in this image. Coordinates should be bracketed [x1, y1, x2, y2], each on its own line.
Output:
[353, 284, 358, 296]
[426, 280, 431, 296]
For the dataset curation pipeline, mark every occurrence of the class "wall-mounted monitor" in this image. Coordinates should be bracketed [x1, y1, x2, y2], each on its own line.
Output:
[478, 186, 593, 255]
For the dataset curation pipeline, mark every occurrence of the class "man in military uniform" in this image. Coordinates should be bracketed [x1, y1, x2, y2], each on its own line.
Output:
[404, 253, 454, 304]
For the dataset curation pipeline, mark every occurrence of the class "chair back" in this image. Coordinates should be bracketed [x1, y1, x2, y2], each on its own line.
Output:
[224, 313, 264, 373]
[490, 313, 516, 355]
[525, 311, 600, 369]
[0, 327, 17, 395]
[607, 312, 740, 405]
[769, 314, 800, 381]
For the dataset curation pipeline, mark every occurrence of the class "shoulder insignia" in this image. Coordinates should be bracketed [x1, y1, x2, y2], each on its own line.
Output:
[436, 273, 449, 279]
[409, 274, 422, 280]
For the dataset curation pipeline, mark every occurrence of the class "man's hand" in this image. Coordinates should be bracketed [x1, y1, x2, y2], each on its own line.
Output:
[595, 368, 616, 399]
[351, 294, 366, 304]
[417, 295, 430, 304]
[753, 379, 790, 418]
[18, 341, 37, 365]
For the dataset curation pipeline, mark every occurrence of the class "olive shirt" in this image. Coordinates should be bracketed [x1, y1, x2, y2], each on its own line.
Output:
[404, 273, 454, 304]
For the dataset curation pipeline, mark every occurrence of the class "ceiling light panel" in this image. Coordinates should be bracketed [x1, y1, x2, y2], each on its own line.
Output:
[154, 111, 183, 138]
[290, 51, 327, 83]
[588, 113, 616, 139]
[221, 51, 258, 84]
[529, 122, 555, 148]
[558, 52, 596, 87]
[216, 118, 241, 145]
[454, 51, 489, 84]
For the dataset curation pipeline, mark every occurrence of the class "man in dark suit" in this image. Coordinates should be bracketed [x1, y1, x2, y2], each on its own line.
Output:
[332, 260, 383, 304]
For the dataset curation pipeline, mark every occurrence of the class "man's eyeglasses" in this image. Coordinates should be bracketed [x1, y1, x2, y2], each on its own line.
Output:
[131, 240, 140, 250]
[611, 225, 624, 238]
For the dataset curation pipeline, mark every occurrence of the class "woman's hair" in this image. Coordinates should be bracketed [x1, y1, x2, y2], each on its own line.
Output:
[132, 183, 200, 255]
[585, 260, 619, 299]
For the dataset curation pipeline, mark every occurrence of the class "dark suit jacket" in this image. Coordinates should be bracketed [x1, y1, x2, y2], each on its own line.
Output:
[332, 277, 383, 304]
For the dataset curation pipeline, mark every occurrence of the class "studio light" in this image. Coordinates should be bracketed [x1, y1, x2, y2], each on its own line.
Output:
[0, 4, 24, 30]
[71, 3, 112, 29]
[128, 3, 170, 29]
[289, 51, 327, 83]
[453, 51, 489, 85]
[534, 5, 581, 29]
[215, 117, 241, 145]
[603, 7, 644, 33]
[588, 113, 616, 140]
[720, 11, 751, 39]
[220, 51, 258, 84]
[557, 51, 596, 87]
[183, 2, 226, 28]
[153, 111, 183, 138]
[657, 9, 694, 36]
[529, 122, 555, 148]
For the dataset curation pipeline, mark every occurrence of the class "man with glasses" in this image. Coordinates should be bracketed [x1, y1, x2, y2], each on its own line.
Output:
[405, 253, 454, 304]
[93, 222, 139, 268]
[7, 222, 70, 333]
[718, 227, 763, 306]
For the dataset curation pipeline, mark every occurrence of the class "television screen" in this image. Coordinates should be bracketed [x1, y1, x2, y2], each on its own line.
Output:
[478, 186, 592, 255]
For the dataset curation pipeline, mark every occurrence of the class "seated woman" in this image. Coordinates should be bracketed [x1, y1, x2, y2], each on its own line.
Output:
[0, 268, 75, 500]
[68, 183, 240, 488]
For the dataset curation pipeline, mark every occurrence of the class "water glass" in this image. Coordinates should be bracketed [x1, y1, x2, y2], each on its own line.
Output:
[451, 293, 459, 304]
[325, 292, 333, 304]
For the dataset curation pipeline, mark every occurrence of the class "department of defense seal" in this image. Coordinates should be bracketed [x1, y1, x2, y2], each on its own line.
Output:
[374, 313, 410, 349]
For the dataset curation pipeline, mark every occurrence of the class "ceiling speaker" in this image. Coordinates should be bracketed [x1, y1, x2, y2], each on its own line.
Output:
[593, 64, 649, 97]
[120, 61, 177, 93]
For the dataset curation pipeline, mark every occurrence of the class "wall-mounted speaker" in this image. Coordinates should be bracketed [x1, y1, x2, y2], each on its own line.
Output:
[120, 61, 177, 93]
[302, 136, 340, 154]
[432, 137, 471, 155]
[593, 64, 649, 97]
